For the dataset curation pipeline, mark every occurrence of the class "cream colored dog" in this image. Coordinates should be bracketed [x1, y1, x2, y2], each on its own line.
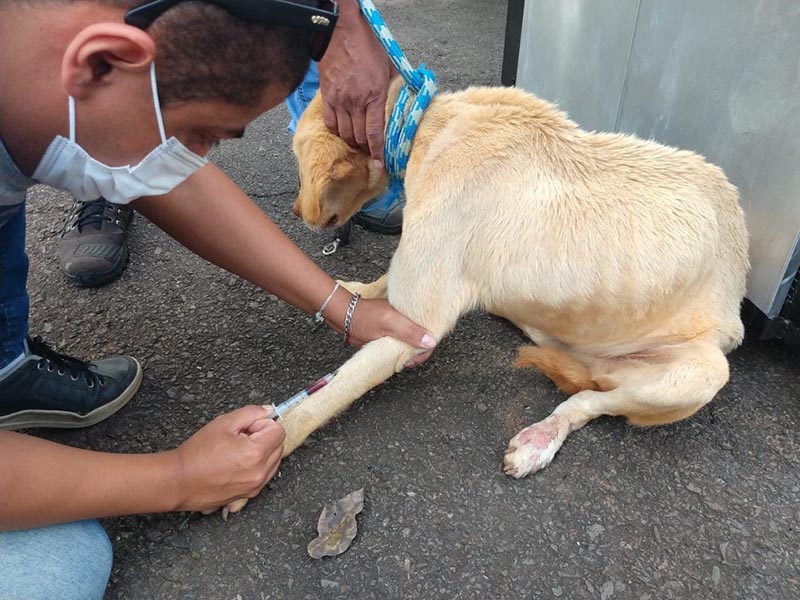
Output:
[283, 80, 749, 480]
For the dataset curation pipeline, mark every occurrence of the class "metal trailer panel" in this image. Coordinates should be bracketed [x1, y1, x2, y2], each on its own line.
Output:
[514, 0, 800, 318]
[515, 0, 640, 132]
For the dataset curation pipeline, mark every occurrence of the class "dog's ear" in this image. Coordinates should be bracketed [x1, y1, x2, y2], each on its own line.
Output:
[330, 158, 355, 181]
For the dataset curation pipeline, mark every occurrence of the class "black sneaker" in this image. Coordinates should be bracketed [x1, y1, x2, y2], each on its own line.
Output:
[0, 337, 142, 430]
[58, 198, 134, 288]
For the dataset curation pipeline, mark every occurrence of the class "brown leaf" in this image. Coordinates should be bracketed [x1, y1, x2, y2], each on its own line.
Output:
[307, 488, 365, 559]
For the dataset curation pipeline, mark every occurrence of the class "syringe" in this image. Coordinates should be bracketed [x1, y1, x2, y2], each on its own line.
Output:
[270, 370, 339, 419]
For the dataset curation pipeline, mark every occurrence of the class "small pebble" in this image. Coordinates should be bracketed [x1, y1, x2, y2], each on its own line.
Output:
[320, 578, 339, 590]
[600, 580, 614, 600]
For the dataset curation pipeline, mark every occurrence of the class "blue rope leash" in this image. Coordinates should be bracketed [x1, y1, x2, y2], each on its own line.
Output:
[357, 0, 437, 193]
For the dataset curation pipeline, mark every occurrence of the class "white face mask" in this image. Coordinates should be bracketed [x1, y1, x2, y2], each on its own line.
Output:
[33, 63, 207, 205]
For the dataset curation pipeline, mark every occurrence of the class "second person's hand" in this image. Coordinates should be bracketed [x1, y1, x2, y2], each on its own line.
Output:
[330, 296, 438, 367]
[318, 0, 393, 163]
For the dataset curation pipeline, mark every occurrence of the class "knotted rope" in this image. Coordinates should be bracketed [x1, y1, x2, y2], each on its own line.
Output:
[357, 0, 438, 192]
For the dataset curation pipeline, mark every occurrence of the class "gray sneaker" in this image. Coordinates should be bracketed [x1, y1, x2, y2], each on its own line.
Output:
[351, 188, 404, 235]
[59, 198, 134, 287]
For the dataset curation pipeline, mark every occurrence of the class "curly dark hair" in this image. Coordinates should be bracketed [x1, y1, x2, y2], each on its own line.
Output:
[14, 0, 313, 107]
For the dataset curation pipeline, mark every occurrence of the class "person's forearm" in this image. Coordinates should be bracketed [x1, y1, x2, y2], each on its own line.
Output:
[133, 165, 352, 325]
[0, 432, 180, 530]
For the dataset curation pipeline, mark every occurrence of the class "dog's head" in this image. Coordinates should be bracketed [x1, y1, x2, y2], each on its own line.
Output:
[292, 93, 389, 230]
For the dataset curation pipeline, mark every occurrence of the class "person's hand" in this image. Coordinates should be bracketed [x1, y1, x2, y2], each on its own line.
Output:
[341, 297, 437, 367]
[317, 1, 393, 163]
[170, 405, 285, 513]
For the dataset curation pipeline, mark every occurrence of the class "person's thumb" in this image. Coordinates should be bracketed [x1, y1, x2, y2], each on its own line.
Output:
[394, 319, 437, 352]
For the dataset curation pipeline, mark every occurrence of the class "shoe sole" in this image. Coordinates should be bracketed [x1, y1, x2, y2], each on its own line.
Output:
[350, 213, 402, 235]
[0, 358, 143, 431]
[65, 244, 130, 288]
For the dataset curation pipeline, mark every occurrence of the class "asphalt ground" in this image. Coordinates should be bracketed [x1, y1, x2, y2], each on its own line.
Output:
[23, 1, 800, 598]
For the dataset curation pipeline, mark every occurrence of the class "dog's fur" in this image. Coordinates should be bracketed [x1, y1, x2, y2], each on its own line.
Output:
[284, 80, 749, 479]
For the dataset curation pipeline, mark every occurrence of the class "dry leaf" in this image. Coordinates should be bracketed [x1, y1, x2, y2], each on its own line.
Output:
[307, 488, 364, 559]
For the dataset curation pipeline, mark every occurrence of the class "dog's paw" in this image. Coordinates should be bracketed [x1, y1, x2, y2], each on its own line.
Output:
[503, 414, 567, 478]
[221, 498, 249, 521]
[337, 277, 388, 300]
[337, 279, 369, 295]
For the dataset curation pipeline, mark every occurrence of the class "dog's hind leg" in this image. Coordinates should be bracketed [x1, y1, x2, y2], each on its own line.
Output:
[503, 339, 729, 478]
[515, 345, 600, 394]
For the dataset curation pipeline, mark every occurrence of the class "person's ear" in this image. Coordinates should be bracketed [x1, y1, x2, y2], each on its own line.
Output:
[61, 23, 157, 99]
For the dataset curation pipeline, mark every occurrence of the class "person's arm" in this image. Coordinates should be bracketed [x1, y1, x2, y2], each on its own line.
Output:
[0, 406, 284, 530]
[317, 0, 393, 163]
[133, 164, 436, 363]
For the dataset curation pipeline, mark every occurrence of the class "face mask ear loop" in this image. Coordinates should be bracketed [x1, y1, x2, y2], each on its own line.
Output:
[150, 62, 168, 144]
[68, 96, 77, 142]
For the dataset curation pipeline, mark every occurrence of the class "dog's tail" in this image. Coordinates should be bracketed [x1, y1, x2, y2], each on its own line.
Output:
[514, 345, 600, 394]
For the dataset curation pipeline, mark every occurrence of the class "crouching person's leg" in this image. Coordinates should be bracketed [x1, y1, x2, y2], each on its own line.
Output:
[0, 520, 113, 600]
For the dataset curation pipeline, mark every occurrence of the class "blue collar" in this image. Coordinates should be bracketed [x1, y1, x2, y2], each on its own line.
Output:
[358, 0, 438, 191]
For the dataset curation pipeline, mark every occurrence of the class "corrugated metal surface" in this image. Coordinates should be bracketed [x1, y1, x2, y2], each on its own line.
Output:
[515, 0, 800, 316]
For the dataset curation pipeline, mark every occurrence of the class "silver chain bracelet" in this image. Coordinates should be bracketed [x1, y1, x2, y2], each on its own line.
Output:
[343, 293, 361, 344]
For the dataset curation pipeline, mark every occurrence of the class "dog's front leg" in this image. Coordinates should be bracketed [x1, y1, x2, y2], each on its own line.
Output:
[279, 336, 414, 455]
[338, 274, 388, 299]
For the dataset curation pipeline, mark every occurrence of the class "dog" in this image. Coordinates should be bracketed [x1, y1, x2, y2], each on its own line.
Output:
[281, 79, 749, 481]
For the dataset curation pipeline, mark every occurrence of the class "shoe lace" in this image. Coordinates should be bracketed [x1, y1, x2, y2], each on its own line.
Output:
[64, 199, 130, 234]
[27, 336, 104, 387]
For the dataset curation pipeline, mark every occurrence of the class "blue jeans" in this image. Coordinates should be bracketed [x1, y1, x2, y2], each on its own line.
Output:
[0, 202, 29, 369]
[0, 520, 113, 599]
[286, 61, 320, 134]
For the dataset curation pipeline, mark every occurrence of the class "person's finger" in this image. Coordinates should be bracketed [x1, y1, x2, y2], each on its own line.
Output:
[404, 347, 435, 369]
[251, 446, 284, 496]
[245, 414, 278, 435]
[218, 405, 274, 432]
[350, 107, 369, 153]
[248, 420, 286, 449]
[365, 97, 386, 163]
[265, 448, 282, 480]
[323, 100, 339, 136]
[335, 108, 356, 148]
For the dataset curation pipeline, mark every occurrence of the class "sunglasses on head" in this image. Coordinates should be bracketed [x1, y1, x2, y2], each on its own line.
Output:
[124, 0, 339, 61]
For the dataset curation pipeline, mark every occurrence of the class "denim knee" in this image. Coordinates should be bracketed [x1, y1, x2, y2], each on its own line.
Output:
[0, 520, 113, 600]
[0, 202, 29, 368]
[286, 61, 320, 134]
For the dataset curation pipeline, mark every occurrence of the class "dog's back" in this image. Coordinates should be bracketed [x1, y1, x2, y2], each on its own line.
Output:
[403, 86, 749, 355]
